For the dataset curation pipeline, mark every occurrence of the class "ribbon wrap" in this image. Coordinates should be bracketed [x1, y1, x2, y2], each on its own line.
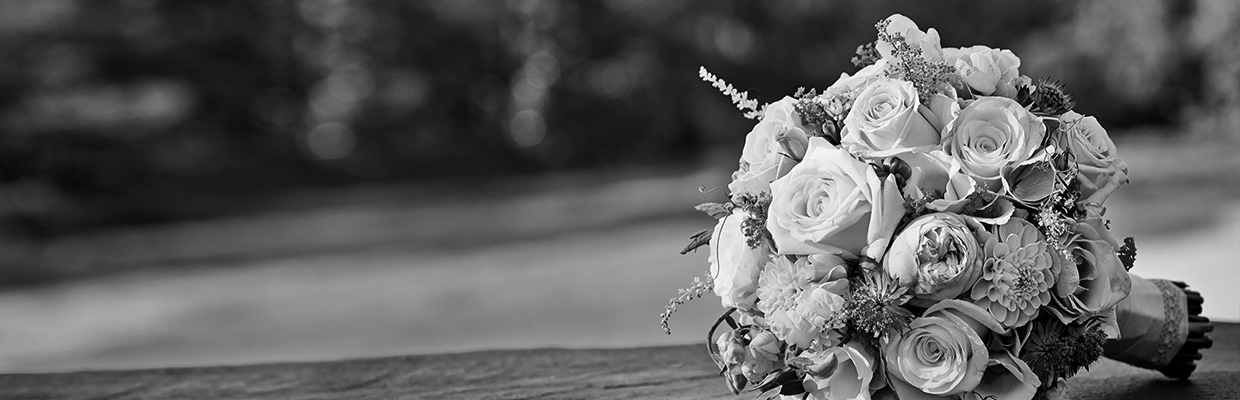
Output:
[1102, 275, 1188, 369]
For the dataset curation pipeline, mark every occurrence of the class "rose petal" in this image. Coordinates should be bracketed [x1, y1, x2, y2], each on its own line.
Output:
[972, 350, 1040, 400]
[1007, 162, 1055, 204]
[887, 372, 956, 400]
[925, 299, 1007, 334]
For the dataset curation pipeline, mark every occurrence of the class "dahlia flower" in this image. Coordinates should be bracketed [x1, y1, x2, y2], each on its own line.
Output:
[970, 218, 1057, 328]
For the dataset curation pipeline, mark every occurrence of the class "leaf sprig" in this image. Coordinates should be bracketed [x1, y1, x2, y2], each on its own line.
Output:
[700, 66, 764, 120]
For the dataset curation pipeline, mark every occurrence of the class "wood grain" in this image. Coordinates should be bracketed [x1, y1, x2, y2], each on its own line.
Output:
[1, 323, 1235, 399]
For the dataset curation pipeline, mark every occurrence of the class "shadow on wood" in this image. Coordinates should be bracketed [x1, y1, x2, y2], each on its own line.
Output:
[1, 324, 1236, 399]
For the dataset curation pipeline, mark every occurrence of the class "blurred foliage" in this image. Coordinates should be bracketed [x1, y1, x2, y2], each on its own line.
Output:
[0, 0, 1236, 238]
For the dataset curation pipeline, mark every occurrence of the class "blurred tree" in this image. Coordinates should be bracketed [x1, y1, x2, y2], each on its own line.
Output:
[0, 0, 1231, 240]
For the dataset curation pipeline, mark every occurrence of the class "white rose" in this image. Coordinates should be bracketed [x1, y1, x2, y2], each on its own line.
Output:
[1061, 111, 1128, 201]
[766, 137, 904, 260]
[1048, 217, 1132, 323]
[944, 45, 1022, 98]
[885, 300, 1007, 397]
[942, 96, 1047, 193]
[876, 14, 945, 63]
[840, 78, 941, 157]
[896, 149, 976, 213]
[802, 342, 879, 400]
[1061, 111, 1117, 168]
[729, 97, 811, 197]
[827, 59, 889, 95]
[709, 208, 769, 311]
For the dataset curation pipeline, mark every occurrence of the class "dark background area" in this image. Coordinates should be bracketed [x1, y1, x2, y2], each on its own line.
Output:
[1, 0, 1235, 239]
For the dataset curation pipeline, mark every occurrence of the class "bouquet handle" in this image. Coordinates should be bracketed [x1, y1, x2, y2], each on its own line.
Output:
[1103, 274, 1213, 379]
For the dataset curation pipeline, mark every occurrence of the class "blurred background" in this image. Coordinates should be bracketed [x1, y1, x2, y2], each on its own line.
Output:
[0, 0, 1236, 373]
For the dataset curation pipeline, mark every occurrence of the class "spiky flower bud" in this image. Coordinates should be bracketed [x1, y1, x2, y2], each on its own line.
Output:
[1019, 79, 1077, 116]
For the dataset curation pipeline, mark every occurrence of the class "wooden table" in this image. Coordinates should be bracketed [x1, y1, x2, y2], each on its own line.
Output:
[2, 323, 1235, 399]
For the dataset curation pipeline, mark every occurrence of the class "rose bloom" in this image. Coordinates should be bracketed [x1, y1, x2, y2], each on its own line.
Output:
[886, 300, 1039, 400]
[840, 78, 942, 157]
[767, 137, 905, 259]
[817, 59, 889, 120]
[1060, 111, 1128, 201]
[802, 342, 880, 400]
[1049, 217, 1133, 323]
[942, 96, 1047, 193]
[827, 59, 888, 95]
[943, 46, 1022, 98]
[887, 301, 1041, 400]
[729, 97, 812, 197]
[883, 213, 984, 307]
[709, 208, 769, 311]
[876, 14, 944, 63]
[1006, 161, 1057, 205]
[974, 348, 1041, 400]
[895, 150, 976, 213]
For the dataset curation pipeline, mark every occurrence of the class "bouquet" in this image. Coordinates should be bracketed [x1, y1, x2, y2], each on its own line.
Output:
[660, 14, 1209, 400]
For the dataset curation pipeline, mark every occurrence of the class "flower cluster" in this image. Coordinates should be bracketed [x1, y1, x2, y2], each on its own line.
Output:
[678, 14, 1136, 400]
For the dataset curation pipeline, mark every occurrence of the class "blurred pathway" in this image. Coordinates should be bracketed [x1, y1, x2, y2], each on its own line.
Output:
[0, 215, 722, 372]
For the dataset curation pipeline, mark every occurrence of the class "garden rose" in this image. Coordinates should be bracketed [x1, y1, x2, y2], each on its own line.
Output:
[802, 342, 880, 400]
[1061, 111, 1129, 201]
[841, 78, 941, 157]
[767, 137, 905, 259]
[883, 213, 984, 306]
[709, 208, 769, 311]
[729, 97, 812, 196]
[885, 300, 1005, 397]
[895, 150, 976, 213]
[943, 46, 1022, 98]
[942, 96, 1047, 193]
[1049, 217, 1133, 323]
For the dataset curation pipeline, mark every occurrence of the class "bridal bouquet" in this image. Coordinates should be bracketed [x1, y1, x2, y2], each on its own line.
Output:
[660, 14, 1146, 400]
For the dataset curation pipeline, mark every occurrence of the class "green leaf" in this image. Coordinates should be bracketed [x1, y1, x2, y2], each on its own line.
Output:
[680, 228, 712, 255]
[695, 202, 731, 219]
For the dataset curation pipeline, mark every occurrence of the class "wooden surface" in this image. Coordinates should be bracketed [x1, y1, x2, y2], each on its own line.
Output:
[1, 323, 1235, 400]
